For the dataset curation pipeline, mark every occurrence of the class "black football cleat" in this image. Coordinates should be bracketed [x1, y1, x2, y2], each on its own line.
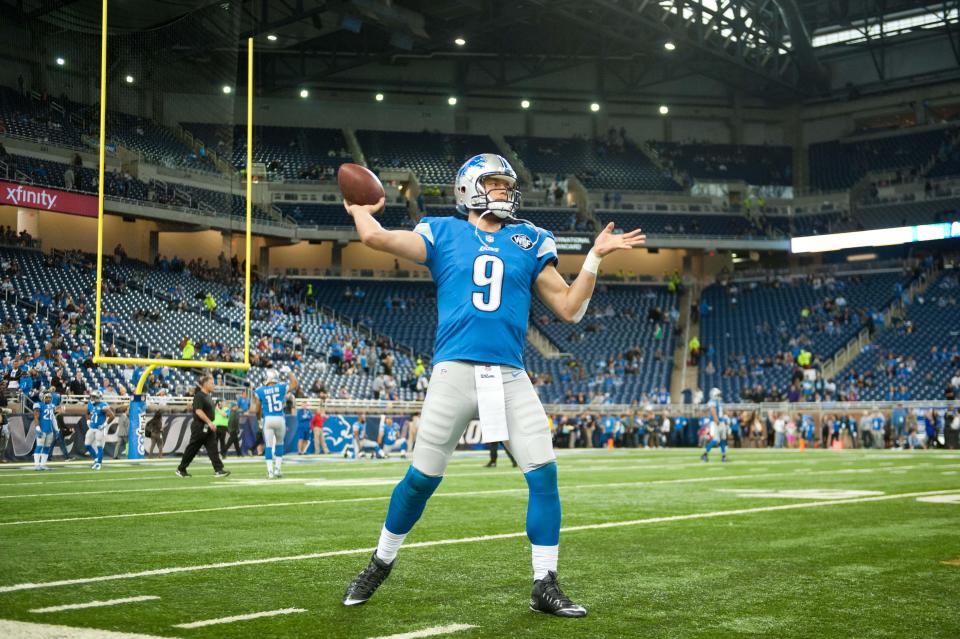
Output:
[343, 552, 394, 606]
[530, 571, 587, 618]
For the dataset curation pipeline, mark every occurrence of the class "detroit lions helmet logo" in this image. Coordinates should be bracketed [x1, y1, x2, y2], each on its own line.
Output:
[511, 233, 534, 250]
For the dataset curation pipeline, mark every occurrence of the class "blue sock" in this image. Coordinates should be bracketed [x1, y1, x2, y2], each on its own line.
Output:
[384, 466, 442, 535]
[86, 445, 96, 458]
[275, 444, 284, 457]
[705, 440, 716, 454]
[264, 447, 273, 460]
[399, 441, 408, 453]
[34, 444, 42, 456]
[524, 462, 561, 546]
[96, 446, 104, 464]
[719, 440, 727, 454]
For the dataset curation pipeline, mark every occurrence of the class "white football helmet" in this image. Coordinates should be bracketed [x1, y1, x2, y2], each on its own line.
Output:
[709, 388, 722, 400]
[264, 369, 279, 384]
[455, 153, 521, 219]
[89, 389, 102, 401]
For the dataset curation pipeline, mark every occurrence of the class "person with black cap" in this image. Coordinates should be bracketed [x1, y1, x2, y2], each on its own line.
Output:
[176, 374, 230, 478]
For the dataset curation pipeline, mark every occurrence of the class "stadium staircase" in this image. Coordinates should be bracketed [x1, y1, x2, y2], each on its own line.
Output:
[343, 129, 367, 167]
[822, 265, 939, 381]
[490, 133, 532, 185]
[670, 282, 697, 401]
[174, 125, 233, 176]
[526, 323, 567, 359]
[639, 141, 684, 187]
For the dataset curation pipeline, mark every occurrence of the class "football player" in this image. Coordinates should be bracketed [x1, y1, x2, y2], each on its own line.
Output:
[85, 390, 114, 470]
[700, 388, 728, 462]
[31, 390, 60, 470]
[382, 416, 407, 458]
[340, 153, 644, 616]
[252, 367, 298, 478]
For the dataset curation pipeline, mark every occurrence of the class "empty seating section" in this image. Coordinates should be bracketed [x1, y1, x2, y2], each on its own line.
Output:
[2, 153, 147, 200]
[650, 142, 792, 185]
[506, 135, 682, 192]
[106, 112, 215, 172]
[0, 246, 418, 399]
[356, 130, 496, 185]
[698, 272, 907, 401]
[858, 196, 960, 229]
[529, 285, 675, 404]
[809, 128, 954, 191]
[181, 123, 351, 180]
[595, 210, 761, 237]
[836, 272, 960, 400]
[0, 86, 84, 148]
[422, 205, 575, 232]
[278, 203, 411, 228]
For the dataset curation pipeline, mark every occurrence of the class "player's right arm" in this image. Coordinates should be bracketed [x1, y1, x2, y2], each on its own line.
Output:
[32, 409, 40, 432]
[344, 199, 426, 263]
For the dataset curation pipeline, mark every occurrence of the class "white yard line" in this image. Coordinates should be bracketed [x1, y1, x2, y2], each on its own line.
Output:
[365, 623, 477, 639]
[0, 463, 927, 527]
[0, 619, 174, 638]
[172, 608, 305, 629]
[1, 488, 956, 594]
[30, 596, 160, 613]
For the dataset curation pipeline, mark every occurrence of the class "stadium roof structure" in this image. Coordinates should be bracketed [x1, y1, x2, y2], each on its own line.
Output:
[3, 0, 959, 104]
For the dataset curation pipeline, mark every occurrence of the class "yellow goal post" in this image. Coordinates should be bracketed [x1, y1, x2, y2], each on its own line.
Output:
[91, 0, 254, 388]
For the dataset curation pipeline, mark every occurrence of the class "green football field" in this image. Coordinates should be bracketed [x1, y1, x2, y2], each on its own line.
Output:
[0, 448, 958, 639]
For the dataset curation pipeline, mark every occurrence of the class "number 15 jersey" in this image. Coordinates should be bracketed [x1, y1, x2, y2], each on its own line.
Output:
[414, 215, 558, 369]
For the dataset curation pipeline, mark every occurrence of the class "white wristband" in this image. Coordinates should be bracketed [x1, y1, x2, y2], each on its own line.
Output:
[582, 250, 602, 275]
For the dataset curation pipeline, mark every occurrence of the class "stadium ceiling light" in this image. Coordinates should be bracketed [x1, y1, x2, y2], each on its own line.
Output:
[590, 102, 600, 112]
[375, 92, 384, 101]
[299, 89, 309, 98]
[663, 41, 676, 51]
[55, 57, 65, 66]
[448, 96, 458, 106]
[267, 34, 278, 41]
[520, 99, 531, 109]
[222, 85, 232, 94]
[659, 104, 669, 115]
[454, 37, 466, 46]
[125, 75, 134, 84]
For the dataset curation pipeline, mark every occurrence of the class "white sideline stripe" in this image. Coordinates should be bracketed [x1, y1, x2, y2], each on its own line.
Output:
[0, 619, 174, 638]
[1, 488, 956, 594]
[366, 623, 477, 639]
[0, 456, 941, 500]
[172, 608, 305, 629]
[0, 464, 926, 527]
[30, 595, 160, 613]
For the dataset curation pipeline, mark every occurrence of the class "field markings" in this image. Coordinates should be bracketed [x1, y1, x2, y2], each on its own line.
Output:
[172, 608, 306, 629]
[942, 559, 960, 566]
[0, 619, 174, 638]
[1, 487, 957, 594]
[30, 595, 160, 613]
[0, 463, 937, 528]
[2, 457, 947, 500]
[366, 623, 477, 639]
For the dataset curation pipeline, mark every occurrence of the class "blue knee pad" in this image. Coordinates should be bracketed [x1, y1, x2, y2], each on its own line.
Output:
[384, 465, 442, 535]
[524, 462, 561, 546]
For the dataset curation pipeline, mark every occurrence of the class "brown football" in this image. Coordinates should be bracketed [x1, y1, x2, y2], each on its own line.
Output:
[337, 163, 385, 207]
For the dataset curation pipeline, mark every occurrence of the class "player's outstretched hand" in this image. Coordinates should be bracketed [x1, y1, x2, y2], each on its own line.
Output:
[592, 222, 646, 257]
[343, 197, 385, 217]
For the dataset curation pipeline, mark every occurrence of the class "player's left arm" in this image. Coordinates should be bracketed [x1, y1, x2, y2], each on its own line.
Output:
[534, 222, 645, 323]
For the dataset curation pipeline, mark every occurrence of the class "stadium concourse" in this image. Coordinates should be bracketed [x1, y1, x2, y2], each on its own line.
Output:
[2, 0, 960, 636]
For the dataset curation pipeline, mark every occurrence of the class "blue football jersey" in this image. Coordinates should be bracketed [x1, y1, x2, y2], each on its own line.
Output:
[708, 399, 723, 420]
[255, 383, 288, 417]
[87, 401, 109, 429]
[38, 399, 58, 433]
[414, 216, 558, 369]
